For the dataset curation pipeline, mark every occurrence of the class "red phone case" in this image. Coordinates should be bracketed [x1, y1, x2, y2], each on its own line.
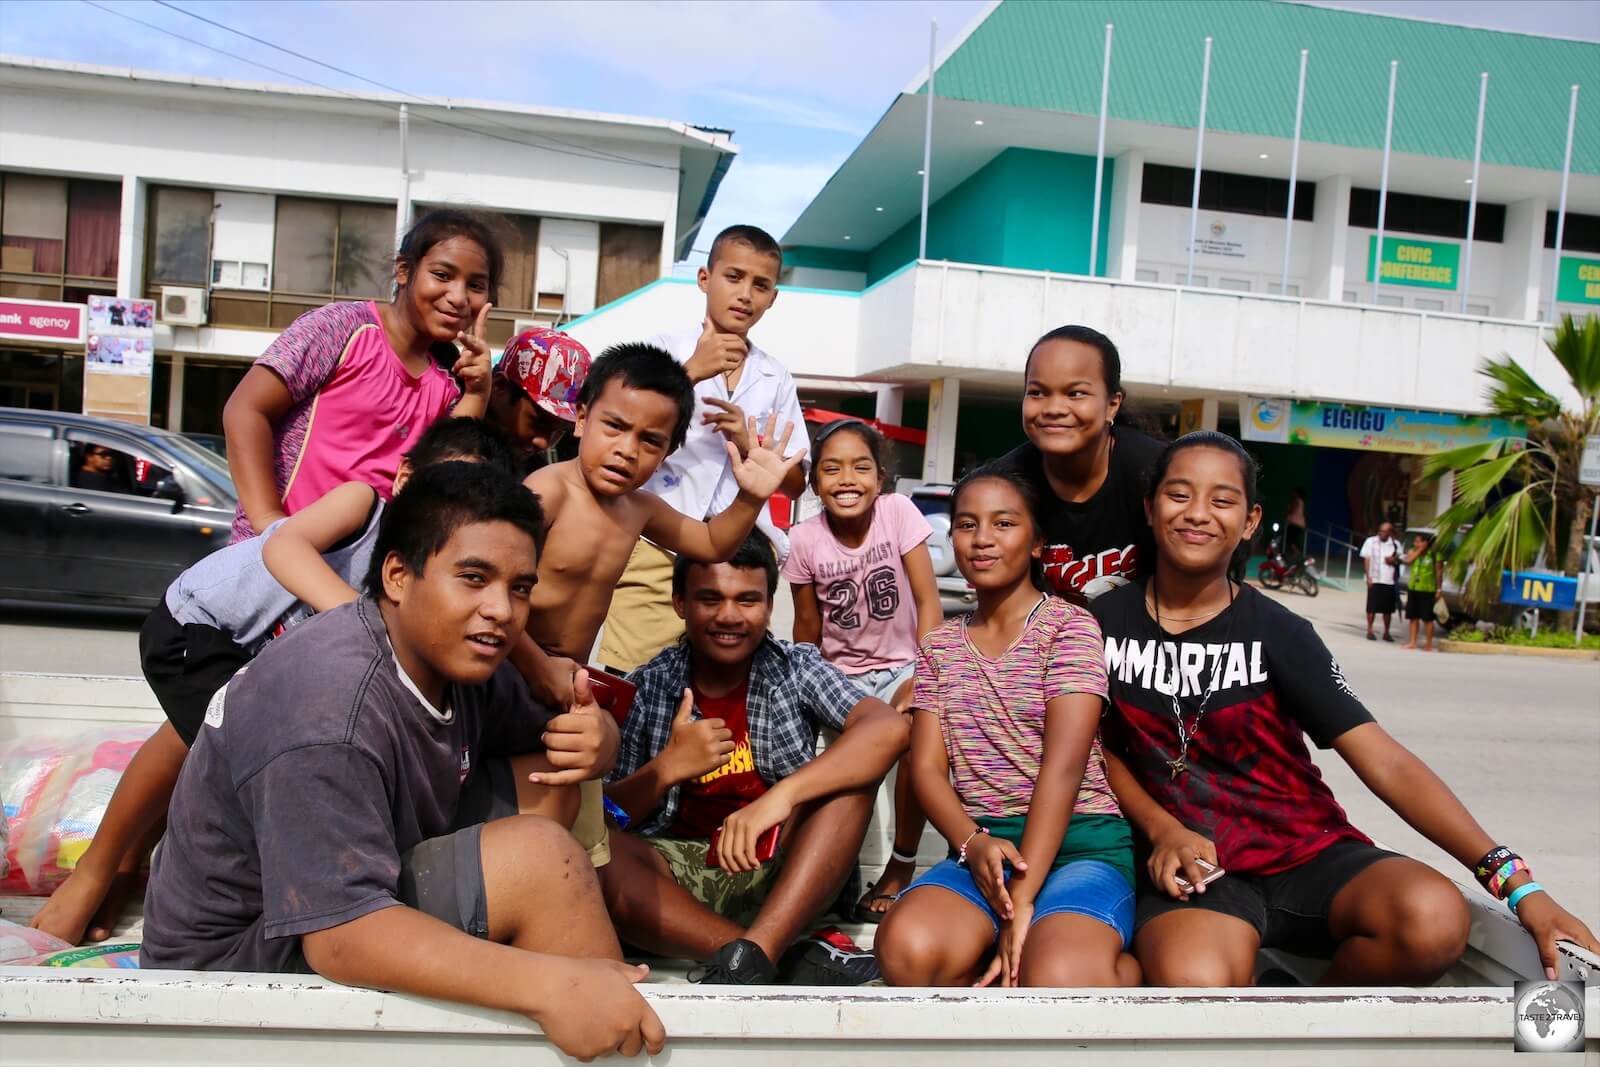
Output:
[706, 824, 781, 868]
[584, 666, 634, 727]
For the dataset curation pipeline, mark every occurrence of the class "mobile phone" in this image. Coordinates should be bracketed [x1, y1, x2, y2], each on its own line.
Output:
[584, 667, 635, 727]
[706, 824, 781, 869]
[1174, 858, 1225, 892]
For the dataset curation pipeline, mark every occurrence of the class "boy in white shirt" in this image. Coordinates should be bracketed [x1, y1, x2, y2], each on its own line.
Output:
[598, 225, 809, 672]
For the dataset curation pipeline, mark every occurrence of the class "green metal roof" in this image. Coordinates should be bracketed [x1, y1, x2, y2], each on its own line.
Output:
[919, 0, 1599, 174]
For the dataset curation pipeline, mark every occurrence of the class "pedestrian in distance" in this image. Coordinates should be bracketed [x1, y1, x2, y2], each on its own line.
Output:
[1402, 531, 1442, 652]
[1360, 521, 1402, 641]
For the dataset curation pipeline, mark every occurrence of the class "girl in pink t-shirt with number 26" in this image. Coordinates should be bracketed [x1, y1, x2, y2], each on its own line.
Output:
[783, 419, 943, 921]
[222, 209, 502, 541]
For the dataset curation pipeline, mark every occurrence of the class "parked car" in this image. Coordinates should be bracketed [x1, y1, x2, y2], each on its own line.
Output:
[0, 407, 237, 610]
[901, 480, 977, 614]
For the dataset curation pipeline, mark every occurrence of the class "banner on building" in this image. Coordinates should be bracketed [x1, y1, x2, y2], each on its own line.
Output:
[0, 298, 85, 345]
[1555, 257, 1600, 306]
[1239, 397, 1519, 455]
[83, 296, 156, 425]
[1365, 235, 1459, 290]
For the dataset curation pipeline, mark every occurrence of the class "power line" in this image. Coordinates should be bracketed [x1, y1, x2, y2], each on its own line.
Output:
[150, 0, 677, 171]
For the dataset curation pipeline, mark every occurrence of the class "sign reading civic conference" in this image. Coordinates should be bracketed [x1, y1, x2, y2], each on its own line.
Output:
[0, 298, 86, 345]
[1241, 397, 1518, 455]
[1366, 235, 1459, 290]
[1556, 257, 1600, 306]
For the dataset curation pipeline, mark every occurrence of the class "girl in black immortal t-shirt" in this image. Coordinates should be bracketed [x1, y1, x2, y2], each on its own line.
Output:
[999, 326, 1164, 600]
[1091, 431, 1597, 987]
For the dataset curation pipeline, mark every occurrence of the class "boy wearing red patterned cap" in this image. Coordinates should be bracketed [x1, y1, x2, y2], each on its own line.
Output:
[488, 327, 592, 462]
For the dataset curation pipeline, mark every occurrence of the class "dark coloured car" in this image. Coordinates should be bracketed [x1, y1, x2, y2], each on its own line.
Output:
[0, 408, 237, 610]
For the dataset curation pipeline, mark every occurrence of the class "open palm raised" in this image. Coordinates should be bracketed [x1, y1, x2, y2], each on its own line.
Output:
[726, 412, 806, 500]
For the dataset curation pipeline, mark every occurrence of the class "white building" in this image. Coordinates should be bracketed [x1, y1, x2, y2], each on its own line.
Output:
[0, 55, 735, 432]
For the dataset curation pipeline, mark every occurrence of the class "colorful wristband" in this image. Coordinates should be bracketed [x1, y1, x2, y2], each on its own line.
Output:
[1474, 845, 1516, 890]
[957, 827, 989, 866]
[1488, 857, 1530, 899]
[1506, 882, 1545, 915]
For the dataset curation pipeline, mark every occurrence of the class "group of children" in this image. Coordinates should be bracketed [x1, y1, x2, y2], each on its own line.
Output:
[24, 208, 1599, 1060]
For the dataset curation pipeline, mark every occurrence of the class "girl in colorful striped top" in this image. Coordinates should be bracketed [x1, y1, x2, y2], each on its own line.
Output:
[875, 465, 1139, 989]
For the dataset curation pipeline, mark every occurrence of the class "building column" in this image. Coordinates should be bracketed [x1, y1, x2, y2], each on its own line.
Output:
[165, 354, 185, 432]
[1499, 198, 1547, 321]
[1107, 150, 1144, 282]
[874, 384, 904, 425]
[116, 175, 147, 300]
[660, 167, 681, 278]
[921, 377, 960, 483]
[1307, 174, 1351, 301]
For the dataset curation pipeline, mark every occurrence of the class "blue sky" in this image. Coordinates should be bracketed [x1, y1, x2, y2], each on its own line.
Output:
[3, 1, 1596, 263]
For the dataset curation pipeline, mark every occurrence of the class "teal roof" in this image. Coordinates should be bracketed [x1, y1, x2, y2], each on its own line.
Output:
[920, 1, 1599, 174]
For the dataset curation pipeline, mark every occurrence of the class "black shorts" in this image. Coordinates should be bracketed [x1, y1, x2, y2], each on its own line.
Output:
[1135, 838, 1401, 958]
[1405, 589, 1437, 621]
[395, 758, 521, 939]
[1365, 583, 1397, 616]
[139, 601, 254, 747]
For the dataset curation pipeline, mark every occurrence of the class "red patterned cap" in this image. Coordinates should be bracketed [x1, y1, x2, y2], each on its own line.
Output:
[495, 328, 591, 422]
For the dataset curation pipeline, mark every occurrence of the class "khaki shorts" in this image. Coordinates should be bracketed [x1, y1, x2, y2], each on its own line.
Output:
[644, 835, 785, 929]
[597, 540, 684, 673]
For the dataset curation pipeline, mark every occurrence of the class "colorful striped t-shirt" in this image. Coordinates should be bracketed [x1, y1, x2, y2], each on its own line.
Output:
[912, 596, 1119, 820]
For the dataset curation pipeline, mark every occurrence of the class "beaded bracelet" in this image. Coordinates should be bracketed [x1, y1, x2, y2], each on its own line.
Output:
[1474, 845, 1516, 892]
[1488, 857, 1530, 900]
[957, 827, 989, 866]
[1507, 882, 1546, 915]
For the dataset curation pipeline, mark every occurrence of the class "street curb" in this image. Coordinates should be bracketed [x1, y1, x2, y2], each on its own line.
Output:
[1437, 639, 1600, 661]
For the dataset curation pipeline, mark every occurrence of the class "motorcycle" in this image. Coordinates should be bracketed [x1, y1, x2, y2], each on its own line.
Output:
[1257, 522, 1321, 597]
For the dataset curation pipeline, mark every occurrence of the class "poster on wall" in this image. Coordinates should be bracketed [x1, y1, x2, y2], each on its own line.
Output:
[1239, 396, 1519, 455]
[1556, 257, 1600, 306]
[1365, 235, 1459, 290]
[83, 296, 156, 426]
[1186, 216, 1255, 263]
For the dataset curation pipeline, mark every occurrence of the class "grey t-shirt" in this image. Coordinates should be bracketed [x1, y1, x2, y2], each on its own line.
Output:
[140, 596, 552, 973]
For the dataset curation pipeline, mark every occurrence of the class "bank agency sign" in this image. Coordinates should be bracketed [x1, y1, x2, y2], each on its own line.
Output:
[1366, 236, 1459, 290]
[1241, 397, 1518, 455]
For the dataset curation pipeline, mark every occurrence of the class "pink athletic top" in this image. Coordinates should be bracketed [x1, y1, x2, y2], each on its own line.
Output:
[230, 302, 459, 541]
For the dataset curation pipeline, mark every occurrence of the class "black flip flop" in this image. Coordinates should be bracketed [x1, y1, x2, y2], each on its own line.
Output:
[852, 892, 898, 925]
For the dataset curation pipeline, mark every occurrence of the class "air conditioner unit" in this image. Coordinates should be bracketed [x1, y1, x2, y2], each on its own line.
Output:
[160, 286, 207, 327]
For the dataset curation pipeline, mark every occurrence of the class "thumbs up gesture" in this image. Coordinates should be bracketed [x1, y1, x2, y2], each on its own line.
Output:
[660, 689, 735, 785]
[530, 668, 621, 785]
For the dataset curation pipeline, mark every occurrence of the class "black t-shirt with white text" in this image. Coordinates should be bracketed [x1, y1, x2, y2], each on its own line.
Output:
[1090, 580, 1373, 875]
[998, 426, 1163, 598]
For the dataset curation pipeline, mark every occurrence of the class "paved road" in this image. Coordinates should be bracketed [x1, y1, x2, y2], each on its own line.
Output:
[4, 581, 1597, 924]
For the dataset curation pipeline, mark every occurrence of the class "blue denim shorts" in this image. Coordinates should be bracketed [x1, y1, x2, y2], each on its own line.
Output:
[901, 857, 1135, 947]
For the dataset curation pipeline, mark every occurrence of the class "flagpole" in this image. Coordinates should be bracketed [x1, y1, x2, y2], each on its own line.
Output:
[1372, 59, 1398, 305]
[1280, 49, 1307, 296]
[1089, 22, 1113, 278]
[1185, 36, 1213, 287]
[1548, 84, 1579, 323]
[919, 19, 937, 262]
[1460, 72, 1488, 313]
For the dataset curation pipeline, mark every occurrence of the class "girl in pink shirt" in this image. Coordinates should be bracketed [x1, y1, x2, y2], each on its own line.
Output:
[223, 209, 502, 541]
[783, 419, 942, 921]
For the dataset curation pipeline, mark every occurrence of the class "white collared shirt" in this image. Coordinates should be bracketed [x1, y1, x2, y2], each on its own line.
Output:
[641, 326, 809, 554]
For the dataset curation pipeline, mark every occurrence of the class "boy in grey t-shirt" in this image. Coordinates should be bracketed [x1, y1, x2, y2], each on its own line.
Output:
[141, 462, 664, 1061]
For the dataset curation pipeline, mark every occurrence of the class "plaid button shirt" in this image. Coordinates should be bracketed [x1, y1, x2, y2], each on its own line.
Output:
[611, 636, 866, 837]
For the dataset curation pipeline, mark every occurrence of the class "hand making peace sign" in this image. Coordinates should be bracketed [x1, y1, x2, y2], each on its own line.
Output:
[453, 301, 494, 405]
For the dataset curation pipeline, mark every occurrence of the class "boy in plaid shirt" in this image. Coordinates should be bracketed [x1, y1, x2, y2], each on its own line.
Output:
[603, 531, 908, 986]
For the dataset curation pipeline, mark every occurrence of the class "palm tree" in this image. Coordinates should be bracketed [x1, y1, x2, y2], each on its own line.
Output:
[1421, 313, 1600, 616]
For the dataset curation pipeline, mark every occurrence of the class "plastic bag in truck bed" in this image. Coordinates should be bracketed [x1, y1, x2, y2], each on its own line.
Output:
[1, 729, 147, 895]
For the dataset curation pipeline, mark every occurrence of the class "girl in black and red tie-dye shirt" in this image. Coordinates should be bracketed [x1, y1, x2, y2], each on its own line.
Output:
[1091, 431, 1596, 987]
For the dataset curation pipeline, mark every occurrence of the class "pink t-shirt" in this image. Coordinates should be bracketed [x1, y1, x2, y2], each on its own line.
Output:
[781, 493, 932, 674]
[231, 301, 459, 540]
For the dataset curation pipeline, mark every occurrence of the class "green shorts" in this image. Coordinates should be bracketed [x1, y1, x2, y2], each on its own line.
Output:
[644, 835, 785, 928]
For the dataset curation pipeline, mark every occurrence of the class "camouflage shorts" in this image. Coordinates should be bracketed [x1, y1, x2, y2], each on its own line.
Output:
[644, 836, 785, 928]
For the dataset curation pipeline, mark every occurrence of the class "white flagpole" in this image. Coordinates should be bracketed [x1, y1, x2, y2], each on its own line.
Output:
[1280, 49, 1308, 296]
[1549, 84, 1579, 323]
[1460, 72, 1488, 313]
[1089, 23, 1114, 278]
[919, 19, 937, 262]
[1185, 36, 1213, 287]
[1371, 59, 1398, 305]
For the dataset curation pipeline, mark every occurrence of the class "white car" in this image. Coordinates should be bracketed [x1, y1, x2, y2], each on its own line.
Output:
[901, 481, 977, 615]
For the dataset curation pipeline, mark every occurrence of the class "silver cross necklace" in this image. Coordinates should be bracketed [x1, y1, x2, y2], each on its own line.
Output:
[1150, 576, 1236, 778]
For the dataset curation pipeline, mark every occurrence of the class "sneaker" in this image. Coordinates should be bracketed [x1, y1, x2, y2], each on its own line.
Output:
[689, 938, 779, 985]
[779, 926, 881, 986]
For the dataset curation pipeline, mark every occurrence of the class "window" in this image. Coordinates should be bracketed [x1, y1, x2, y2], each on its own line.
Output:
[1349, 189, 1505, 242]
[1267, 282, 1300, 296]
[0, 426, 56, 483]
[1134, 268, 1160, 283]
[1, 173, 120, 302]
[1218, 277, 1251, 291]
[1414, 297, 1445, 311]
[64, 433, 173, 498]
[1142, 164, 1315, 221]
[1466, 302, 1490, 316]
[1544, 210, 1600, 253]
[148, 186, 213, 286]
[272, 197, 394, 298]
[1343, 290, 1360, 303]
[1377, 294, 1404, 308]
[1184, 273, 1209, 287]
